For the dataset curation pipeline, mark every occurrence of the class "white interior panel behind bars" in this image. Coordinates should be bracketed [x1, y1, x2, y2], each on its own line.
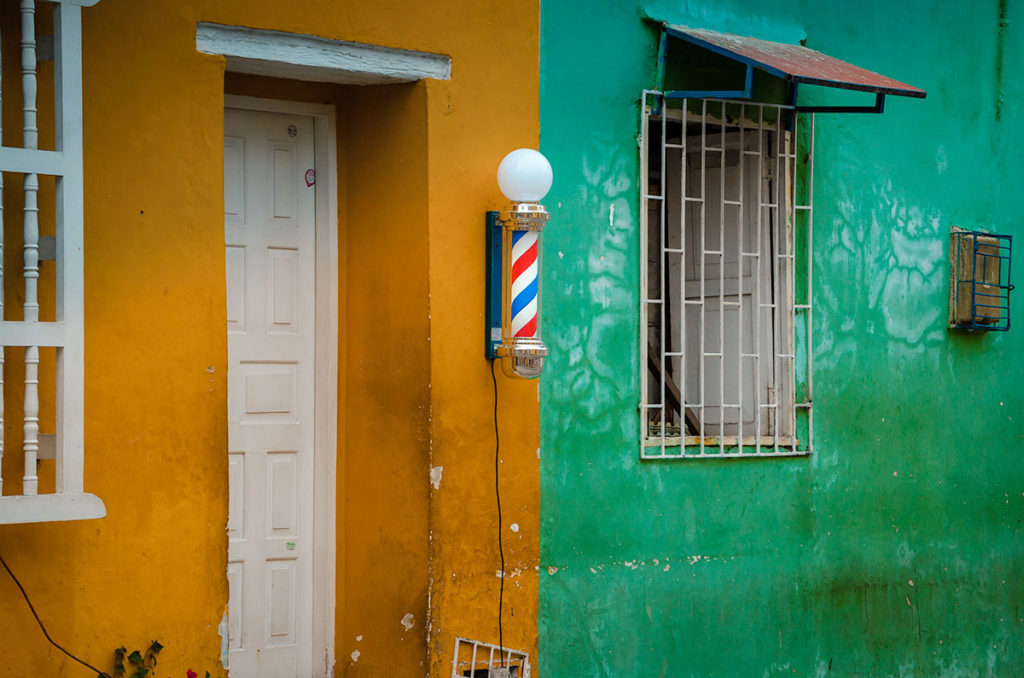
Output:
[640, 92, 814, 459]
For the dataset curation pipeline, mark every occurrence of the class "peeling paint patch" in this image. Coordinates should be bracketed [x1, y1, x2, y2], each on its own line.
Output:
[510, 522, 519, 533]
[429, 465, 443, 490]
[401, 613, 415, 631]
[356, 635, 363, 642]
[548, 566, 558, 575]
[218, 611, 228, 667]
[350, 650, 360, 662]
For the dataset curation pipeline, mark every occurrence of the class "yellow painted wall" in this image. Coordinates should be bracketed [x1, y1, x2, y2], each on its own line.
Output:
[0, 0, 540, 676]
[336, 82, 433, 674]
[423, 18, 543, 675]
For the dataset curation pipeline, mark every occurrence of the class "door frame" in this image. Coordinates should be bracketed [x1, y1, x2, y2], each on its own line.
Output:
[224, 94, 338, 676]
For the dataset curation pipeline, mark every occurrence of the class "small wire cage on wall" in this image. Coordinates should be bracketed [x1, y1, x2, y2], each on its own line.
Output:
[949, 227, 1013, 331]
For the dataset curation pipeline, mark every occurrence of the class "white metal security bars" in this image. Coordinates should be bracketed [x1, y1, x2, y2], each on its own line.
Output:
[451, 637, 530, 678]
[639, 92, 813, 459]
[0, 1, 103, 522]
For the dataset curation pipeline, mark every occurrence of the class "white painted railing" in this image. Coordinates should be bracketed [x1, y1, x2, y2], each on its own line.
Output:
[0, 0, 103, 523]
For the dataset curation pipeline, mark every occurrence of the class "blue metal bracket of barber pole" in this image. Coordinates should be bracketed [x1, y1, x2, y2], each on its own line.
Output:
[485, 210, 503, 359]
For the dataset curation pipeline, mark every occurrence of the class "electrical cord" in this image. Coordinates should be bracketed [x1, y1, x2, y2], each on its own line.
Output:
[490, 359, 506, 667]
[0, 551, 110, 677]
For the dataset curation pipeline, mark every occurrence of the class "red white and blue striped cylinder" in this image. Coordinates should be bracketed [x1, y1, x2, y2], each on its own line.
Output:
[509, 229, 539, 338]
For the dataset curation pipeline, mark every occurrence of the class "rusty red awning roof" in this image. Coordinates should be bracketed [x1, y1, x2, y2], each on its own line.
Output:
[664, 23, 926, 99]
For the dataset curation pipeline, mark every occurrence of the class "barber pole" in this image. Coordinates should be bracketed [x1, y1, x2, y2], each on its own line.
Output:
[485, 148, 553, 379]
[509, 229, 539, 338]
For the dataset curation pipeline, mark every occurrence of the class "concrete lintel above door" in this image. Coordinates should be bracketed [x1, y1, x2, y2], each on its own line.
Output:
[196, 23, 451, 85]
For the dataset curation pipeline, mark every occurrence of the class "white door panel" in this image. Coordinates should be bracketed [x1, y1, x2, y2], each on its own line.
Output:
[225, 107, 316, 678]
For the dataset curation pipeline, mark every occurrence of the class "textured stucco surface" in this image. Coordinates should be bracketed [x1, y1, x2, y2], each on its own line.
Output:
[539, 1, 1023, 674]
[0, 1, 540, 675]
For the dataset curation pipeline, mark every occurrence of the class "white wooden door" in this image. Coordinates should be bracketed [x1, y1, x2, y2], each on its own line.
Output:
[224, 107, 317, 677]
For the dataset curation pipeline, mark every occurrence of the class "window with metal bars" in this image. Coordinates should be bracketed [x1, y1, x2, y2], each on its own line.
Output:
[640, 93, 813, 459]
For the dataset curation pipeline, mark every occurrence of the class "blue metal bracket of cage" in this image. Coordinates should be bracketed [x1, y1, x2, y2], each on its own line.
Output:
[969, 233, 1013, 331]
[485, 210, 504, 359]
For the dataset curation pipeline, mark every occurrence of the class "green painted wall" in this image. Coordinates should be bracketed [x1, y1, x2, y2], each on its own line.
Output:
[539, 1, 1024, 675]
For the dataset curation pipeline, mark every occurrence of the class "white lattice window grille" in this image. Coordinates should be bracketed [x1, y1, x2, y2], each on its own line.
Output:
[451, 637, 531, 678]
[0, 0, 103, 522]
[640, 92, 814, 459]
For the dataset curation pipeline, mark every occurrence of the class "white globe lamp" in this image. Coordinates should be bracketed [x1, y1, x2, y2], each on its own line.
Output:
[497, 148, 553, 203]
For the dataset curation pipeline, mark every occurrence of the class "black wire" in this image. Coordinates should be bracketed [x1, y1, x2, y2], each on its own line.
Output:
[0, 551, 111, 678]
[490, 359, 506, 667]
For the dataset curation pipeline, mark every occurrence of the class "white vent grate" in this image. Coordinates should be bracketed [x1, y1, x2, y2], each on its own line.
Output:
[451, 637, 530, 678]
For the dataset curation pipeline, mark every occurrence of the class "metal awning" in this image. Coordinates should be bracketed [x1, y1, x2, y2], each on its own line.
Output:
[657, 23, 926, 112]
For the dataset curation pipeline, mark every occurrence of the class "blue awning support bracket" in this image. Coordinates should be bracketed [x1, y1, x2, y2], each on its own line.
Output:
[664, 64, 753, 101]
[655, 30, 668, 93]
[653, 42, 753, 115]
[793, 85, 886, 114]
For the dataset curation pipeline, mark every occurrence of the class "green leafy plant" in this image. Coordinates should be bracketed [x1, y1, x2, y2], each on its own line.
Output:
[104, 641, 224, 678]
[105, 640, 162, 678]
